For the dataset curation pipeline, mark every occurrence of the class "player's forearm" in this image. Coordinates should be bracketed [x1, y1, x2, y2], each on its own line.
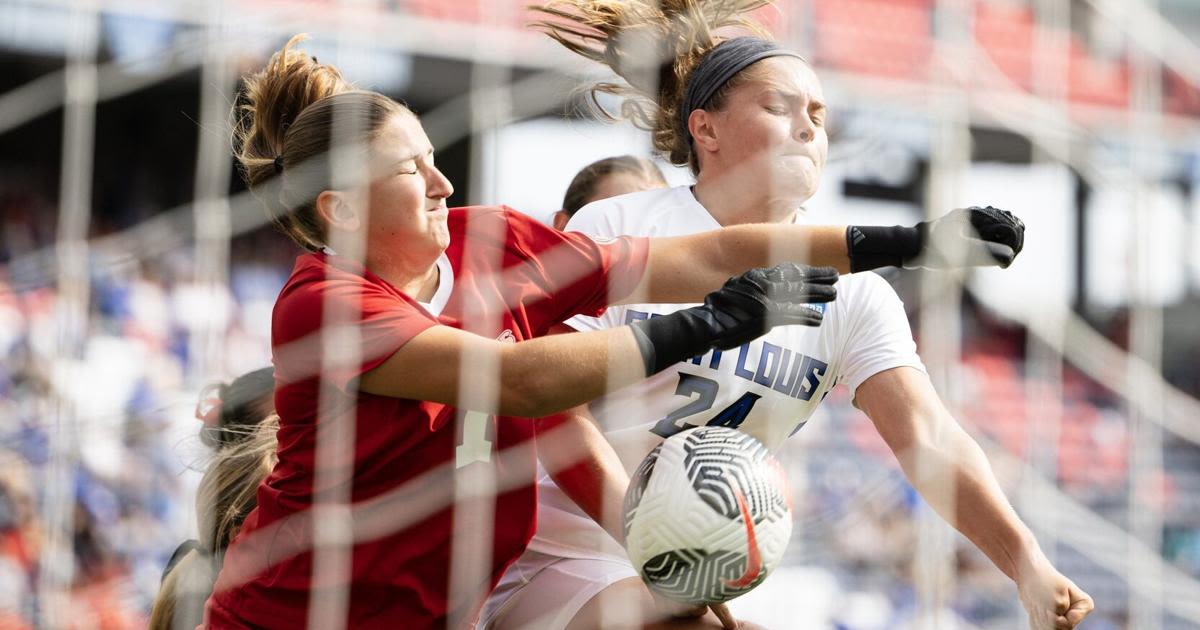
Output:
[860, 369, 1046, 582]
[499, 328, 645, 417]
[368, 267, 818, 415]
[902, 426, 1047, 582]
[713, 223, 851, 275]
[360, 325, 643, 416]
[635, 225, 848, 304]
[536, 409, 629, 545]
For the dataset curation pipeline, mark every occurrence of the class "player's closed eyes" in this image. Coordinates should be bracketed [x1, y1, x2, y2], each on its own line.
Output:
[809, 105, 826, 126]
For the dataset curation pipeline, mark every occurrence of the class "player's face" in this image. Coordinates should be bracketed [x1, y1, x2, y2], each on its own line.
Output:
[364, 113, 454, 261]
[706, 57, 828, 205]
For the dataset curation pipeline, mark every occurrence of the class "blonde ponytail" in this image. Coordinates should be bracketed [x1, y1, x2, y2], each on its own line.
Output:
[150, 415, 280, 628]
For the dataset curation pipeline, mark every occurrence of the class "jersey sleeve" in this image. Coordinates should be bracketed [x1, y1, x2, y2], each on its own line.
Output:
[837, 272, 927, 397]
[502, 206, 649, 326]
[272, 261, 439, 392]
[558, 200, 631, 332]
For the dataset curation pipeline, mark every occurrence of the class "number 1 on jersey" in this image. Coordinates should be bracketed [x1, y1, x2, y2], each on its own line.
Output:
[456, 410, 493, 468]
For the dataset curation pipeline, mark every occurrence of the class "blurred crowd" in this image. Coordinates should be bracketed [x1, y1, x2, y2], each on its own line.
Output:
[2, 183, 1199, 629]
[1, 188, 292, 628]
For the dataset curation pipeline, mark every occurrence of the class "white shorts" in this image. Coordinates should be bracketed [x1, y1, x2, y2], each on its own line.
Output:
[478, 550, 638, 630]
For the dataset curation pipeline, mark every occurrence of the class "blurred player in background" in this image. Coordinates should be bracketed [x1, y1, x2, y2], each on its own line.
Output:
[479, 1, 1092, 629]
[553, 155, 668, 230]
[150, 368, 277, 630]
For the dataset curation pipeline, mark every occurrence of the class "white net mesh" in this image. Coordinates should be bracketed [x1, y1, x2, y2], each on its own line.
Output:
[0, 0, 1198, 628]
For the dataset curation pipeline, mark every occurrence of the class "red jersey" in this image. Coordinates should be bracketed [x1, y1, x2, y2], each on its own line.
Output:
[206, 207, 648, 629]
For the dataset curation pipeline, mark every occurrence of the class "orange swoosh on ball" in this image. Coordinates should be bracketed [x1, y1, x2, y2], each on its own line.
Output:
[722, 486, 762, 589]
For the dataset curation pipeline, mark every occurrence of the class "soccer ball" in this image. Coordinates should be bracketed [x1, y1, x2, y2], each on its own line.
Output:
[622, 426, 793, 605]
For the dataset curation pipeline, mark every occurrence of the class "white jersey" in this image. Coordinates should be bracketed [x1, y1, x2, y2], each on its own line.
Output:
[528, 185, 926, 561]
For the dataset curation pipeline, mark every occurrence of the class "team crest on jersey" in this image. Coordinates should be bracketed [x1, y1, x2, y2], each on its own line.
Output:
[497, 329, 517, 344]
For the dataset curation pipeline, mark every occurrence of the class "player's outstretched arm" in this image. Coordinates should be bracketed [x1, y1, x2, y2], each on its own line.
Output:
[854, 366, 1094, 630]
[360, 264, 836, 417]
[628, 206, 1024, 305]
[535, 405, 629, 545]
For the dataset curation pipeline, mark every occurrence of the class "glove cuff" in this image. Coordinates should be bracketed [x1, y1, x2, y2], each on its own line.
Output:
[846, 225, 922, 273]
[629, 308, 716, 376]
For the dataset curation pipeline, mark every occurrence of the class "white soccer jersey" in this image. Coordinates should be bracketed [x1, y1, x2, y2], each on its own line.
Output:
[527, 185, 926, 561]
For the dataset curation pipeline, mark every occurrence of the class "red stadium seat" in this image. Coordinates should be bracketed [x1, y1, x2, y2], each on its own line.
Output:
[973, 2, 1034, 91]
[812, 0, 934, 81]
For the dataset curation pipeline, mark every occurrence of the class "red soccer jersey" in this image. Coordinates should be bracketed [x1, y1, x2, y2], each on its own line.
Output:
[205, 206, 648, 629]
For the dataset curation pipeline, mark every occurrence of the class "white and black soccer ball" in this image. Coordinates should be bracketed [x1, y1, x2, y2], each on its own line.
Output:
[622, 426, 793, 606]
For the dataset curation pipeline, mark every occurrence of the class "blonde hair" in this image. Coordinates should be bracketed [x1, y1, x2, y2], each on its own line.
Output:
[197, 414, 280, 553]
[149, 415, 280, 630]
[148, 549, 214, 630]
[233, 34, 408, 250]
[532, 0, 773, 172]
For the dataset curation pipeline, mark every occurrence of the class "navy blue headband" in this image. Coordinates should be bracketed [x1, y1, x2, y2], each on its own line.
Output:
[679, 37, 804, 141]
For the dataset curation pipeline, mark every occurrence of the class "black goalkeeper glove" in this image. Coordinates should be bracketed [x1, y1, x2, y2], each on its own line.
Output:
[846, 206, 1025, 272]
[628, 263, 838, 376]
